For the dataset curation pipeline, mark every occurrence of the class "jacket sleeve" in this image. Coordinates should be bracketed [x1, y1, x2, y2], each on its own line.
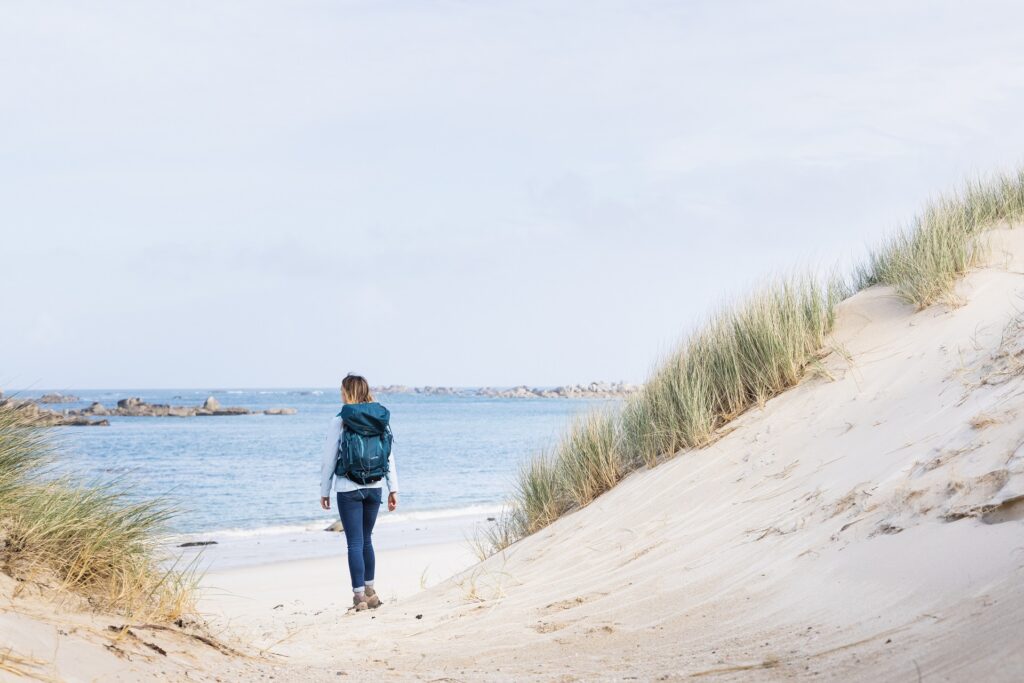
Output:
[320, 417, 342, 498]
[386, 449, 398, 493]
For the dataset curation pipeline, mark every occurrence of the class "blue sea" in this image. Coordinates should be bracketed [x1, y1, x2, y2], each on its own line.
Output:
[34, 389, 609, 549]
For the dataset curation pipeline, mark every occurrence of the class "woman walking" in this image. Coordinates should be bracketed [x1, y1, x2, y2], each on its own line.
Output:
[320, 374, 398, 611]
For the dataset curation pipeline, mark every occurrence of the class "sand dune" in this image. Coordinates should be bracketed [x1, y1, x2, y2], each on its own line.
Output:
[245, 229, 1024, 681]
[4, 231, 1024, 681]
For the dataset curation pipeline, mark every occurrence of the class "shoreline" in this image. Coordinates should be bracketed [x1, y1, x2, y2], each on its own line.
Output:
[172, 508, 496, 573]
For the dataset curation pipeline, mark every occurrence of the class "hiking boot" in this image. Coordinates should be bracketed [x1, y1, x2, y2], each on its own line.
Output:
[352, 593, 368, 611]
[365, 586, 381, 609]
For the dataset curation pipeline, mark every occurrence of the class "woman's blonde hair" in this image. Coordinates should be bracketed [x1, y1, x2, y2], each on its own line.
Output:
[341, 373, 375, 404]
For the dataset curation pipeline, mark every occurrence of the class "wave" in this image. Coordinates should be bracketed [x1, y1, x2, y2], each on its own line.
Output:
[165, 504, 503, 543]
[378, 503, 502, 525]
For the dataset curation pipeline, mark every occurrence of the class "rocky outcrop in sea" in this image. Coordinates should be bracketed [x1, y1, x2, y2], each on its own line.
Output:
[477, 381, 638, 399]
[35, 392, 81, 404]
[372, 381, 638, 399]
[0, 393, 299, 425]
[0, 399, 109, 427]
[65, 396, 250, 418]
[67, 396, 295, 418]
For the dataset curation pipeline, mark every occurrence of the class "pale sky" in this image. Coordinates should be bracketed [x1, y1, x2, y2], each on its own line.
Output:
[3, 1, 1024, 390]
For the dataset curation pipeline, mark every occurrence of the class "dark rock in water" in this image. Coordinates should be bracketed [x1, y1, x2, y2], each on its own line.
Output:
[211, 407, 249, 416]
[63, 416, 109, 427]
[324, 521, 344, 532]
[178, 541, 218, 548]
[85, 402, 109, 416]
[53, 415, 109, 427]
[117, 397, 145, 410]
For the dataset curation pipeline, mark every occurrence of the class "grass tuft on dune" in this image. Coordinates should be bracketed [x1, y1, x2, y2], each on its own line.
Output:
[486, 274, 844, 551]
[0, 406, 196, 620]
[483, 166, 1024, 555]
[859, 168, 1024, 306]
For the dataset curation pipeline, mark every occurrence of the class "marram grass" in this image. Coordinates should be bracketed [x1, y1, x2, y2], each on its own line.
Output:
[483, 273, 845, 553]
[0, 406, 196, 620]
[482, 167, 1024, 555]
[859, 167, 1024, 306]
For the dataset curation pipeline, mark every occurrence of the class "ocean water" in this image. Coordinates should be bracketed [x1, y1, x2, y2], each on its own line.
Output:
[35, 389, 611, 539]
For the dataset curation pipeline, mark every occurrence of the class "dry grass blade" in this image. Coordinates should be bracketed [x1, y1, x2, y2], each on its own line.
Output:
[0, 648, 57, 682]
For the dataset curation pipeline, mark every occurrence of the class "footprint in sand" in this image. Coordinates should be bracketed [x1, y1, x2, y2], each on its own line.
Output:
[540, 592, 607, 615]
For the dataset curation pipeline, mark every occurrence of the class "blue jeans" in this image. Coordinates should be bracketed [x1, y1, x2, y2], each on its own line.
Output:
[337, 488, 382, 591]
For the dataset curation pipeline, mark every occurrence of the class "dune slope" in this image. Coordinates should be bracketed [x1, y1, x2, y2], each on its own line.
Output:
[260, 230, 1024, 681]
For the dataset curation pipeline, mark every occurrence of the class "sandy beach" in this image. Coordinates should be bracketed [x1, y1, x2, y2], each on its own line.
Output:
[198, 542, 478, 650]
[189, 511, 487, 653]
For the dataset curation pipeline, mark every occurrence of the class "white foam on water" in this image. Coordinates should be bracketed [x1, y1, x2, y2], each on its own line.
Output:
[165, 504, 503, 543]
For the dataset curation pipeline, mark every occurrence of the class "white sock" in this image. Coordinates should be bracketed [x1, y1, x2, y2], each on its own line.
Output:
[353, 586, 365, 595]
[365, 580, 374, 587]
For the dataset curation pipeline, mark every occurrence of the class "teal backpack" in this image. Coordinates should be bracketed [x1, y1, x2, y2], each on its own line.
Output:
[335, 402, 393, 485]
